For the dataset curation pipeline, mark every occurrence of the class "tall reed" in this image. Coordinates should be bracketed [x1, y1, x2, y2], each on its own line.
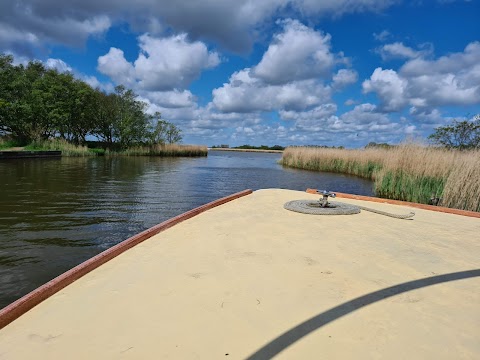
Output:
[117, 144, 208, 157]
[281, 147, 385, 178]
[26, 138, 95, 156]
[281, 145, 480, 212]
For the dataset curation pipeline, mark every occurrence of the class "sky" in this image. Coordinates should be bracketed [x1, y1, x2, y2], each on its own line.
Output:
[1, 0, 479, 147]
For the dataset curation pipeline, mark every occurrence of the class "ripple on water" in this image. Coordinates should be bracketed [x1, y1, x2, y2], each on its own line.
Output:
[0, 152, 374, 308]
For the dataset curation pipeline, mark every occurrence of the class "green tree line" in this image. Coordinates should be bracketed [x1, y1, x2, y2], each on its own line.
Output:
[0, 54, 182, 148]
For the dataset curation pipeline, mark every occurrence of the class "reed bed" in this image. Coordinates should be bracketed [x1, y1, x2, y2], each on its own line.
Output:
[26, 138, 95, 156]
[210, 148, 283, 153]
[117, 144, 208, 157]
[281, 145, 480, 212]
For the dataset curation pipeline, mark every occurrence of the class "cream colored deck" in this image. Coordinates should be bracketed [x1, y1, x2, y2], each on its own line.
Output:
[1, 189, 479, 359]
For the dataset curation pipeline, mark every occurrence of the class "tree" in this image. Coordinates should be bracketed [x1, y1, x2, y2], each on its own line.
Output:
[0, 54, 17, 138]
[165, 123, 182, 144]
[147, 112, 182, 145]
[65, 79, 97, 144]
[92, 90, 118, 147]
[0, 58, 49, 143]
[92, 86, 151, 149]
[428, 116, 480, 150]
[365, 142, 393, 149]
[113, 85, 150, 148]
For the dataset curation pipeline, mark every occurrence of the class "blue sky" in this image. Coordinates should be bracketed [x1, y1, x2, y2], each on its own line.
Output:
[1, 0, 479, 147]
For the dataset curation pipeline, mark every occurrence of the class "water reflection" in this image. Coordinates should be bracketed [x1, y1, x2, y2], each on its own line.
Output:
[0, 151, 373, 308]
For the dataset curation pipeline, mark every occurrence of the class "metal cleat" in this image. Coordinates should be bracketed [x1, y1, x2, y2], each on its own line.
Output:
[316, 190, 336, 208]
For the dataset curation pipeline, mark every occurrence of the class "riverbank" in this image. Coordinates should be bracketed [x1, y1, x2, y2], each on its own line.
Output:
[280, 145, 480, 212]
[0, 150, 61, 159]
[120, 144, 207, 157]
[1, 139, 207, 157]
[209, 148, 283, 153]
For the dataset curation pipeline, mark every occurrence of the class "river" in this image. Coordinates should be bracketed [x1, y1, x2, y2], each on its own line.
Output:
[0, 150, 373, 308]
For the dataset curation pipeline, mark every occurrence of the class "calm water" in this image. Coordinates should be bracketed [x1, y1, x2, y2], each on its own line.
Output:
[0, 151, 373, 308]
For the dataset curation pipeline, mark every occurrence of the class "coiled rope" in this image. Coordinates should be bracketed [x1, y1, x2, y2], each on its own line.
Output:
[284, 200, 415, 219]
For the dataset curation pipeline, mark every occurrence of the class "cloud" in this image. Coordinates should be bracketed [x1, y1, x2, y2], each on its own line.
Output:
[213, 70, 331, 112]
[80, 75, 114, 93]
[400, 41, 480, 77]
[253, 19, 335, 84]
[231, 123, 291, 144]
[140, 90, 196, 109]
[97, 34, 220, 91]
[362, 68, 408, 111]
[409, 107, 445, 125]
[0, 24, 39, 45]
[373, 30, 391, 42]
[45, 58, 73, 73]
[97, 34, 220, 95]
[97, 48, 136, 87]
[332, 69, 358, 89]
[377, 42, 433, 60]
[280, 103, 337, 121]
[0, 23, 40, 56]
[0, 3, 110, 53]
[134, 34, 220, 91]
[212, 20, 356, 113]
[340, 103, 391, 125]
[0, 0, 400, 54]
[344, 99, 358, 106]
[277, 102, 417, 145]
[364, 41, 480, 111]
[292, 0, 398, 17]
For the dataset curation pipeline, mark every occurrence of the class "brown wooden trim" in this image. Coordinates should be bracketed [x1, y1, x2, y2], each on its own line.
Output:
[306, 189, 480, 218]
[0, 189, 253, 329]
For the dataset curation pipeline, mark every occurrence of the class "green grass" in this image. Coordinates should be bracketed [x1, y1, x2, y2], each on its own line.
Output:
[88, 148, 106, 155]
[0, 139, 21, 150]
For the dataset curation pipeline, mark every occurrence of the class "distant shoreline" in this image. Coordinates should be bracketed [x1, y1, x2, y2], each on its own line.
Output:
[208, 148, 283, 153]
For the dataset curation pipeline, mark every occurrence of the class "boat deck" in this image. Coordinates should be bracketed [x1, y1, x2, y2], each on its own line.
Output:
[1, 189, 479, 359]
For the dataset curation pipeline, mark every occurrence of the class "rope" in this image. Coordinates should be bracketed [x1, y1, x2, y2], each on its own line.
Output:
[284, 200, 360, 215]
[284, 200, 415, 219]
[357, 205, 415, 219]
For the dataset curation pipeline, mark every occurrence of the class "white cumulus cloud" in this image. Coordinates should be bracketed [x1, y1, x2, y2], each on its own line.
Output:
[45, 58, 72, 73]
[332, 69, 358, 89]
[97, 48, 136, 87]
[212, 20, 356, 114]
[134, 33, 220, 91]
[364, 41, 480, 111]
[253, 19, 335, 84]
[140, 90, 196, 109]
[362, 68, 408, 111]
[377, 42, 433, 61]
[213, 69, 331, 113]
[97, 34, 220, 91]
